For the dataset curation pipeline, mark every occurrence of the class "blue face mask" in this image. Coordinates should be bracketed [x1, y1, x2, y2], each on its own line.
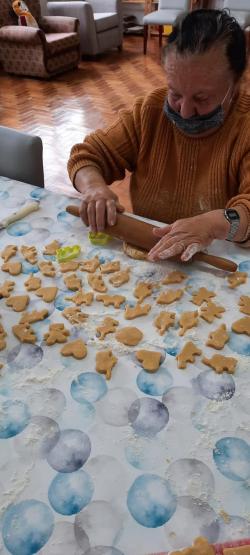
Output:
[164, 87, 232, 136]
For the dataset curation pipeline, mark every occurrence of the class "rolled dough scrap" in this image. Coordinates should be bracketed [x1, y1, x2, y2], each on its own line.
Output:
[96, 349, 117, 380]
[179, 311, 198, 336]
[124, 303, 151, 320]
[202, 354, 237, 374]
[154, 311, 175, 335]
[61, 339, 87, 359]
[239, 295, 250, 315]
[123, 242, 148, 260]
[206, 324, 229, 349]
[176, 341, 202, 369]
[135, 349, 161, 372]
[115, 326, 143, 346]
[231, 316, 250, 336]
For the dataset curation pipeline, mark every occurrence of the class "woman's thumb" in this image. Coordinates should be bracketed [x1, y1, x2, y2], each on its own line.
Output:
[153, 225, 171, 237]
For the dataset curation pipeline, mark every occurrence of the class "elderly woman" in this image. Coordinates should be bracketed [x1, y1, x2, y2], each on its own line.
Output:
[68, 9, 250, 262]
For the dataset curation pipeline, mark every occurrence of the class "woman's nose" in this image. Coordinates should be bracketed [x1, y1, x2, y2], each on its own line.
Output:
[178, 100, 196, 119]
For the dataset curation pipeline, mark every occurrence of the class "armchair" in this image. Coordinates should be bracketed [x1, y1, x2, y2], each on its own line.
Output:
[0, 0, 80, 78]
[47, 0, 123, 56]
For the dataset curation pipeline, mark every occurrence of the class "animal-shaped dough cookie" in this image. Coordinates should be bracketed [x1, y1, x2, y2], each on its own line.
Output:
[36, 287, 58, 303]
[157, 289, 184, 305]
[100, 261, 120, 274]
[179, 311, 198, 336]
[134, 282, 152, 303]
[44, 323, 70, 346]
[61, 339, 87, 360]
[124, 303, 151, 320]
[38, 260, 56, 277]
[88, 273, 106, 293]
[162, 270, 187, 284]
[231, 316, 250, 336]
[66, 290, 94, 306]
[171, 536, 214, 555]
[154, 311, 175, 335]
[60, 261, 79, 273]
[0, 323, 7, 351]
[191, 287, 215, 306]
[239, 295, 250, 316]
[109, 268, 130, 287]
[227, 271, 247, 289]
[43, 240, 60, 255]
[6, 295, 29, 312]
[62, 307, 88, 325]
[206, 324, 229, 350]
[135, 350, 161, 372]
[0, 280, 15, 298]
[2, 261, 22, 275]
[96, 317, 119, 340]
[63, 273, 82, 291]
[200, 301, 225, 323]
[176, 341, 202, 369]
[20, 245, 37, 264]
[80, 257, 100, 273]
[96, 349, 117, 380]
[20, 309, 48, 324]
[202, 354, 237, 374]
[24, 274, 41, 291]
[1, 245, 17, 262]
[115, 326, 143, 346]
[96, 294, 125, 308]
[12, 323, 36, 344]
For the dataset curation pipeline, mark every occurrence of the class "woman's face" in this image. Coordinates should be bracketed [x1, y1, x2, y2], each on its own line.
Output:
[164, 46, 236, 119]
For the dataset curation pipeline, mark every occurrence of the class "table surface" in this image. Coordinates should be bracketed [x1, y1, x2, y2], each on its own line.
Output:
[0, 177, 250, 555]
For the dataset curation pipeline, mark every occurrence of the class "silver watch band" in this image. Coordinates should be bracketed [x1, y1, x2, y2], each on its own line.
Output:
[225, 211, 240, 241]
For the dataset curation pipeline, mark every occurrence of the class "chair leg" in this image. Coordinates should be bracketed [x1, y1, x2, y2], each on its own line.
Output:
[144, 25, 148, 55]
[159, 25, 163, 48]
[118, 44, 123, 52]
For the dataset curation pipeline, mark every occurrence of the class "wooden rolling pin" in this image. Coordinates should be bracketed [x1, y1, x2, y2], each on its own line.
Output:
[66, 205, 238, 273]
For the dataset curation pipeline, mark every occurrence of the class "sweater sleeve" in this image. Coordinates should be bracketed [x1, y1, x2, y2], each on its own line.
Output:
[226, 148, 250, 243]
[67, 97, 143, 186]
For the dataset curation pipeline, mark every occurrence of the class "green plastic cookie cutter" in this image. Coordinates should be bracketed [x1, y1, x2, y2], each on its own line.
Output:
[88, 232, 111, 246]
[56, 245, 81, 262]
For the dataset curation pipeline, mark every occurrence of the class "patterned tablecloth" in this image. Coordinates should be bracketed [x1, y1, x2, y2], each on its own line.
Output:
[0, 177, 250, 555]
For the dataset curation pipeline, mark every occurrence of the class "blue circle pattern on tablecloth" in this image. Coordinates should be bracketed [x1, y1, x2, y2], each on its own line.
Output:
[127, 474, 177, 527]
[7, 343, 43, 371]
[47, 429, 91, 473]
[2, 499, 54, 555]
[239, 260, 250, 272]
[21, 261, 39, 274]
[128, 397, 169, 437]
[136, 366, 173, 396]
[71, 373, 108, 403]
[213, 437, 250, 481]
[163, 331, 181, 356]
[48, 469, 94, 515]
[0, 190, 9, 200]
[30, 189, 48, 200]
[0, 399, 31, 438]
[7, 222, 32, 236]
[192, 370, 235, 401]
[228, 331, 250, 356]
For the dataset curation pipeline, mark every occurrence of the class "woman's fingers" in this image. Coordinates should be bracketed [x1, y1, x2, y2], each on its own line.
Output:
[88, 200, 97, 232]
[181, 242, 202, 262]
[96, 199, 106, 231]
[148, 234, 177, 260]
[158, 241, 185, 260]
[79, 201, 88, 227]
[153, 225, 172, 237]
[106, 199, 117, 227]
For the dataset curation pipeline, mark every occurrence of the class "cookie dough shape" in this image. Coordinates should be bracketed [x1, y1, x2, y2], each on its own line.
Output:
[171, 536, 214, 555]
[20, 245, 37, 264]
[44, 323, 70, 346]
[38, 260, 56, 277]
[24, 274, 41, 291]
[64, 273, 82, 291]
[96, 317, 119, 340]
[176, 341, 202, 369]
[200, 301, 225, 323]
[2, 261, 22, 275]
[228, 271, 248, 289]
[12, 323, 36, 344]
[134, 282, 152, 303]
[96, 293, 125, 309]
[96, 349, 117, 380]
[80, 256, 100, 273]
[191, 287, 216, 306]
[135, 350, 162, 372]
[115, 326, 143, 346]
[62, 307, 88, 325]
[202, 354, 237, 374]
[88, 273, 107, 293]
[20, 309, 48, 324]
[0, 323, 7, 351]
[60, 261, 79, 273]
[157, 289, 184, 305]
[109, 268, 130, 287]
[61, 339, 87, 359]
[43, 240, 60, 255]
[162, 270, 187, 285]
[36, 286, 58, 303]
[100, 260, 120, 274]
[0, 280, 15, 298]
[206, 324, 229, 349]
[1, 245, 17, 262]
[154, 311, 175, 335]
[239, 295, 250, 316]
[66, 290, 94, 306]
[179, 311, 198, 336]
[124, 303, 151, 320]
[6, 295, 29, 312]
[123, 242, 147, 260]
[223, 546, 250, 555]
[232, 316, 250, 336]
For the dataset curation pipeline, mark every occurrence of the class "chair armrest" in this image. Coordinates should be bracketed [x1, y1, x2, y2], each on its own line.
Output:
[0, 25, 44, 44]
[48, 2, 94, 23]
[40, 15, 79, 33]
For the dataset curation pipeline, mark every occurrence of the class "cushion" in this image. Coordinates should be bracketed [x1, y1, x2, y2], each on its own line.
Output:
[143, 8, 182, 25]
[12, 0, 38, 27]
[45, 32, 79, 55]
[94, 12, 118, 33]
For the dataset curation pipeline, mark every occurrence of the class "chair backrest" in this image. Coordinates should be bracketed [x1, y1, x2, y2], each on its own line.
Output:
[0, 126, 44, 187]
[158, 0, 190, 10]
[223, 0, 250, 10]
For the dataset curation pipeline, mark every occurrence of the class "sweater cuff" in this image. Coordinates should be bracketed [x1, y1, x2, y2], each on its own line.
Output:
[68, 161, 104, 190]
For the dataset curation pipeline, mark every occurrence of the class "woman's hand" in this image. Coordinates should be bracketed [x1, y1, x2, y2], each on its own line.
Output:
[148, 210, 230, 262]
[79, 185, 124, 232]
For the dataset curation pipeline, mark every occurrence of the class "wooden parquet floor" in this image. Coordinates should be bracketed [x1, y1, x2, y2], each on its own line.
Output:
[0, 35, 249, 210]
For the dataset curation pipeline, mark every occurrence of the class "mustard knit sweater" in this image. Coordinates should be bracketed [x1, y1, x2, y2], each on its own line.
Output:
[68, 87, 250, 241]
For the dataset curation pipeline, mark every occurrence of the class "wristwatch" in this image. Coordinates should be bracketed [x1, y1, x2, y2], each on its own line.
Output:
[224, 209, 240, 241]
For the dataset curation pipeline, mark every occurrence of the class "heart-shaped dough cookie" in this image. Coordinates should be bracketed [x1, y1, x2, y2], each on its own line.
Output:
[36, 287, 58, 303]
[61, 339, 87, 359]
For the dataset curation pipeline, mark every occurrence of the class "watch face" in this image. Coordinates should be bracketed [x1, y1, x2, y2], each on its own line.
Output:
[226, 209, 239, 221]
